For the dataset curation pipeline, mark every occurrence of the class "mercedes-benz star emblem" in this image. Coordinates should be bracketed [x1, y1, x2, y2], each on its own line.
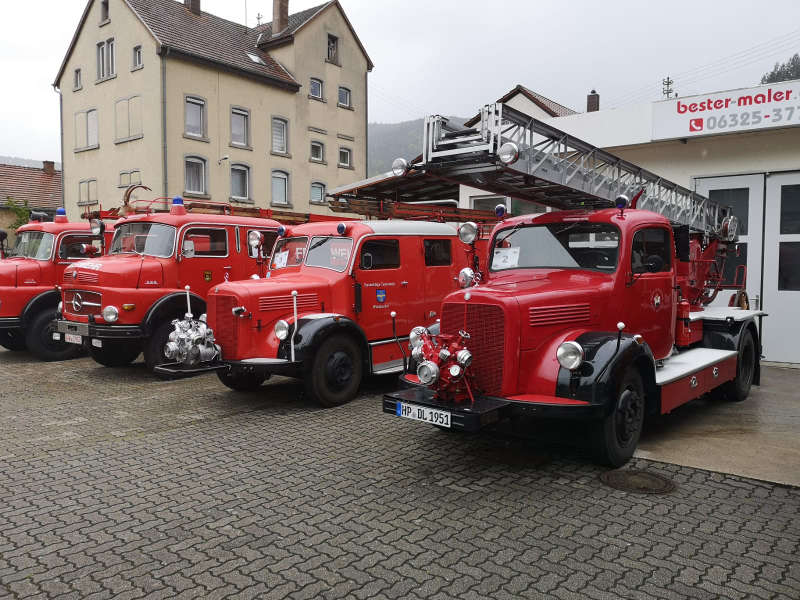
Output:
[72, 292, 83, 312]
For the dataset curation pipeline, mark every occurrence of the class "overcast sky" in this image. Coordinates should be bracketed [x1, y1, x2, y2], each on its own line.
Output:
[1, 0, 798, 161]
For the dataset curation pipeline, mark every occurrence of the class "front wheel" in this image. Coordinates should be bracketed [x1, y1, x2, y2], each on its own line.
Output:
[26, 309, 82, 362]
[88, 339, 141, 367]
[217, 369, 267, 391]
[305, 335, 363, 407]
[594, 369, 645, 468]
[0, 329, 27, 352]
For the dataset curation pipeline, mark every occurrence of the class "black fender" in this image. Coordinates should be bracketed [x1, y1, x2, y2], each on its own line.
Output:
[555, 332, 658, 417]
[702, 317, 761, 386]
[277, 315, 369, 369]
[142, 291, 206, 335]
[21, 290, 61, 326]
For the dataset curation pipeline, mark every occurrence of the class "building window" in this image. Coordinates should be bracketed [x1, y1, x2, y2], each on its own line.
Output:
[327, 34, 339, 64]
[338, 147, 352, 168]
[73, 69, 82, 91]
[271, 171, 289, 206]
[185, 96, 205, 138]
[185, 156, 206, 195]
[132, 45, 142, 70]
[100, 0, 109, 22]
[78, 179, 98, 206]
[119, 170, 142, 187]
[311, 182, 326, 205]
[271, 117, 288, 154]
[310, 141, 324, 162]
[309, 78, 323, 100]
[231, 108, 249, 147]
[75, 109, 99, 150]
[114, 96, 143, 142]
[231, 164, 249, 200]
[338, 87, 351, 108]
[96, 38, 115, 80]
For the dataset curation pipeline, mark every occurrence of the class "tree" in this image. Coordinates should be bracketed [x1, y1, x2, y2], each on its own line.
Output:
[4, 198, 31, 231]
[760, 53, 800, 84]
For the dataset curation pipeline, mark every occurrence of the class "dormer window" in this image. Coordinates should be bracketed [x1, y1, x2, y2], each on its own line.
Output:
[327, 34, 339, 64]
[100, 0, 109, 22]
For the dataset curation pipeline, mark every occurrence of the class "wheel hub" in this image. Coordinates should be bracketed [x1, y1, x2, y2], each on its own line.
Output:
[616, 388, 642, 446]
[325, 351, 353, 390]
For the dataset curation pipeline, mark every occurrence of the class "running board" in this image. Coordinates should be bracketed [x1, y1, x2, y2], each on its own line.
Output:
[657, 348, 737, 385]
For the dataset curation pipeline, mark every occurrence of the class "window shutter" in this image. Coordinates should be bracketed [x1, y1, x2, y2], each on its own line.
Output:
[129, 96, 142, 136]
[75, 112, 87, 149]
[272, 119, 286, 153]
[87, 110, 98, 146]
[115, 99, 129, 140]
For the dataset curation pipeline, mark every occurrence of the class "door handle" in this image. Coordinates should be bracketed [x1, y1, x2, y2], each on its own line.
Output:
[400, 281, 408, 286]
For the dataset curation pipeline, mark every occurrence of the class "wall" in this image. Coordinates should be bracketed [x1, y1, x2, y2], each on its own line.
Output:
[0, 210, 16, 249]
[59, 0, 162, 220]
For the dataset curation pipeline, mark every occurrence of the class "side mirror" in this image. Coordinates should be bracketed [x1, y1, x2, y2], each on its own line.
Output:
[361, 252, 372, 270]
[182, 240, 195, 259]
[80, 243, 99, 256]
[645, 254, 664, 273]
[0, 229, 7, 243]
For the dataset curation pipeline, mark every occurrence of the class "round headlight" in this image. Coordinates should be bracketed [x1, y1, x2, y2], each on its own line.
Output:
[498, 142, 519, 165]
[458, 221, 478, 244]
[458, 267, 475, 289]
[90, 219, 103, 236]
[409, 326, 427, 349]
[557, 341, 584, 371]
[417, 360, 440, 386]
[449, 364, 462, 378]
[456, 348, 472, 367]
[274, 319, 289, 341]
[102, 305, 119, 323]
[248, 230, 264, 248]
[391, 157, 409, 177]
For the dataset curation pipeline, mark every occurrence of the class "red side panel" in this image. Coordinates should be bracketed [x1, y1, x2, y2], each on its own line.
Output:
[660, 355, 737, 414]
[506, 394, 590, 406]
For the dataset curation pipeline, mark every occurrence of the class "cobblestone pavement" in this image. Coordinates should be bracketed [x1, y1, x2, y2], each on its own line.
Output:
[1, 348, 799, 600]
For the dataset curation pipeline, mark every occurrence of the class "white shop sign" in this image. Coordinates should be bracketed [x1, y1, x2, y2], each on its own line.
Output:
[652, 80, 800, 141]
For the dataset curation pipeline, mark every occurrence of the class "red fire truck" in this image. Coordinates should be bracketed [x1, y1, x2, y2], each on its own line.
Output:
[0, 208, 109, 360]
[364, 103, 764, 466]
[154, 209, 496, 406]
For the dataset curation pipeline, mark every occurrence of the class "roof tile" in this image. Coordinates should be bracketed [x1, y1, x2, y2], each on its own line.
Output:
[0, 163, 63, 212]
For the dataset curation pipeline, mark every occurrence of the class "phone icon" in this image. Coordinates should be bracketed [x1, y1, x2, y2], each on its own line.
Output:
[689, 118, 703, 132]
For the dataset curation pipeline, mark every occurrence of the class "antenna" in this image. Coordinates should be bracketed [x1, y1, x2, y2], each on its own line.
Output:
[662, 76, 675, 99]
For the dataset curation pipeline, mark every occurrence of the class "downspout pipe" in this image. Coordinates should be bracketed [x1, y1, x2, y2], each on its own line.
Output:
[161, 46, 170, 202]
[53, 84, 65, 212]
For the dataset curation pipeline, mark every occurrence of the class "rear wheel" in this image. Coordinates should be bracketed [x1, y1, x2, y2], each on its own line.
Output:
[305, 335, 363, 407]
[0, 329, 27, 351]
[217, 369, 267, 391]
[25, 308, 82, 362]
[714, 329, 756, 402]
[88, 339, 141, 367]
[594, 369, 645, 468]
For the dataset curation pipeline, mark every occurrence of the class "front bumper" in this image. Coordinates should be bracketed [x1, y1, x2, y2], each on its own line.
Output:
[0, 317, 22, 330]
[56, 319, 144, 340]
[154, 357, 303, 379]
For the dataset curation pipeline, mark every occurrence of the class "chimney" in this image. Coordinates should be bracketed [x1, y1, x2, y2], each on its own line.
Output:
[587, 89, 600, 113]
[273, 0, 289, 35]
[42, 160, 55, 175]
[184, 0, 201, 15]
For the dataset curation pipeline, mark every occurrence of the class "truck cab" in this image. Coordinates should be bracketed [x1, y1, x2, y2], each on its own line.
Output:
[0, 208, 107, 360]
[55, 197, 280, 371]
[158, 220, 476, 406]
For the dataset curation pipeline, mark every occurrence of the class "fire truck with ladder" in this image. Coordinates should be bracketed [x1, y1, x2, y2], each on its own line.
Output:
[348, 102, 763, 467]
[0, 208, 111, 360]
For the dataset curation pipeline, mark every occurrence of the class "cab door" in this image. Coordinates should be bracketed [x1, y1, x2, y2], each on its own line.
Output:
[422, 237, 459, 321]
[177, 226, 231, 294]
[624, 226, 675, 360]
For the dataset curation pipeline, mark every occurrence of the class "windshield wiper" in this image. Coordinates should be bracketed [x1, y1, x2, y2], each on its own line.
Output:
[307, 237, 330, 253]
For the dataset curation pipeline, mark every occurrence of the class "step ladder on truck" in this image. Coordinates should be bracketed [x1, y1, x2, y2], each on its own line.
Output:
[329, 102, 766, 467]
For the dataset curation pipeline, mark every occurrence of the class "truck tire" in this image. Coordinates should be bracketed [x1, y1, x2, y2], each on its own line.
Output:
[0, 329, 27, 351]
[305, 334, 363, 407]
[714, 329, 756, 402]
[88, 340, 141, 367]
[25, 308, 82, 362]
[217, 369, 267, 391]
[144, 321, 176, 372]
[594, 369, 645, 468]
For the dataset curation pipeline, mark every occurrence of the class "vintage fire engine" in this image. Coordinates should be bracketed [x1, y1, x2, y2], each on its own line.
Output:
[362, 102, 764, 466]
[155, 206, 496, 406]
[0, 208, 110, 360]
[54, 196, 286, 371]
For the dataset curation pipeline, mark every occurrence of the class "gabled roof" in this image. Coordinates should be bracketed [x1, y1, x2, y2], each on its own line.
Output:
[255, 2, 331, 40]
[0, 162, 63, 212]
[464, 84, 577, 127]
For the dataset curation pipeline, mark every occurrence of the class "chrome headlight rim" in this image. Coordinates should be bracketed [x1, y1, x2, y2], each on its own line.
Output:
[556, 340, 584, 371]
[90, 218, 103, 236]
[101, 305, 119, 323]
[498, 141, 519, 165]
[274, 319, 290, 341]
[248, 230, 264, 248]
[458, 221, 478, 244]
[458, 267, 475, 289]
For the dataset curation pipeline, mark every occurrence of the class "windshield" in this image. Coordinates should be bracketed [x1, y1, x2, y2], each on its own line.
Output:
[270, 236, 309, 270]
[110, 222, 176, 258]
[490, 222, 620, 272]
[13, 231, 55, 260]
[305, 236, 353, 272]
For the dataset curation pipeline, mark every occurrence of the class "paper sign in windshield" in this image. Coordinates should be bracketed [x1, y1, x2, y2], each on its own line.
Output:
[493, 247, 520, 270]
[273, 250, 289, 269]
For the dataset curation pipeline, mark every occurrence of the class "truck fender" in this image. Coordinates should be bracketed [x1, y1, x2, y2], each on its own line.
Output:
[555, 332, 658, 417]
[278, 315, 369, 369]
[143, 292, 206, 336]
[702, 317, 761, 386]
[21, 290, 61, 326]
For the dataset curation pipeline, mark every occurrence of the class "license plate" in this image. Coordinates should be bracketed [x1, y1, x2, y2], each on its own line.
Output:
[395, 401, 451, 428]
[64, 333, 82, 345]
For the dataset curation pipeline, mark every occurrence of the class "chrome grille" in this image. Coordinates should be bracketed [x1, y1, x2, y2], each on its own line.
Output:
[441, 302, 505, 396]
[75, 271, 99, 284]
[213, 294, 238, 359]
[529, 303, 590, 327]
[62, 290, 102, 316]
[258, 293, 319, 313]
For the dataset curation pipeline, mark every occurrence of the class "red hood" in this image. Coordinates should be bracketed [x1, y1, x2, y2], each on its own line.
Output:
[0, 259, 44, 287]
[214, 270, 334, 315]
[62, 254, 150, 288]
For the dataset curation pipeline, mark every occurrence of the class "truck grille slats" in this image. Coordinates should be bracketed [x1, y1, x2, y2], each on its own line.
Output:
[529, 303, 590, 327]
[75, 271, 99, 284]
[258, 293, 319, 313]
[441, 302, 505, 396]
[62, 290, 102, 316]
[213, 295, 238, 359]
